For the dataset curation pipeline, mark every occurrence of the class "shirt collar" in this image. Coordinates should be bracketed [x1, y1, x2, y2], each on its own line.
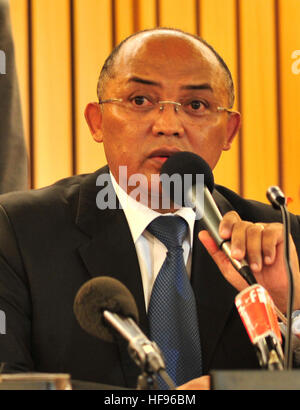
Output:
[110, 172, 196, 246]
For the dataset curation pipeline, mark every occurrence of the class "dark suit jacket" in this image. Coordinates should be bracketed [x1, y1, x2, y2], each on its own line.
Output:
[0, 166, 299, 388]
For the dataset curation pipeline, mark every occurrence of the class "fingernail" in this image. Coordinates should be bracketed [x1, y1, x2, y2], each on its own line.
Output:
[265, 256, 272, 264]
[220, 227, 230, 237]
[251, 263, 260, 272]
[232, 248, 242, 259]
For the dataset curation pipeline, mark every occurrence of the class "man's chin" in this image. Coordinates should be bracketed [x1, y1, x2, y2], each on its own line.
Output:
[114, 165, 179, 211]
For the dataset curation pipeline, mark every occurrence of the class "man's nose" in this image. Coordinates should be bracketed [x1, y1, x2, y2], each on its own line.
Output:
[152, 103, 185, 137]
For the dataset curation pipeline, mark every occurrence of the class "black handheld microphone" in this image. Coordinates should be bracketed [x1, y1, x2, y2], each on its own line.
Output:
[160, 151, 256, 286]
[73, 276, 176, 389]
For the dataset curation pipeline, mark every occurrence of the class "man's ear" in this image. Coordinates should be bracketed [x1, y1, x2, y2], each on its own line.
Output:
[223, 111, 241, 151]
[84, 102, 103, 143]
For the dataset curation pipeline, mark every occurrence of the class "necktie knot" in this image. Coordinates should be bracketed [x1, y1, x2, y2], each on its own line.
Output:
[147, 215, 188, 250]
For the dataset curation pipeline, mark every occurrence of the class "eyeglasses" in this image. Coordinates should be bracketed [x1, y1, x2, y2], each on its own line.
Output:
[98, 96, 237, 122]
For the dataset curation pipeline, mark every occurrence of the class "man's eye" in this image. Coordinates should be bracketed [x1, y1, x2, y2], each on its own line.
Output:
[189, 100, 206, 110]
[183, 99, 209, 116]
[132, 96, 151, 106]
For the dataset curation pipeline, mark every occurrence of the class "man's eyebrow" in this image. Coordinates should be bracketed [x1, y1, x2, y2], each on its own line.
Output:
[127, 76, 161, 87]
[127, 77, 214, 92]
[181, 83, 213, 92]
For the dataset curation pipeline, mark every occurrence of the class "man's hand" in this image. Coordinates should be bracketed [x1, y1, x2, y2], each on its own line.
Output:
[198, 211, 300, 313]
[177, 375, 210, 390]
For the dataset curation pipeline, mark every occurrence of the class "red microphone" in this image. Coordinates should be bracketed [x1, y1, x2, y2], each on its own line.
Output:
[235, 284, 284, 370]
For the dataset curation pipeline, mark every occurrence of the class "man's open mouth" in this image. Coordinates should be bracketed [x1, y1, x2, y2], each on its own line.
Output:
[148, 148, 181, 163]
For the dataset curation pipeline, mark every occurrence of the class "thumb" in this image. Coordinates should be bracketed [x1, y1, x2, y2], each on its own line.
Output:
[198, 230, 231, 269]
[198, 230, 249, 291]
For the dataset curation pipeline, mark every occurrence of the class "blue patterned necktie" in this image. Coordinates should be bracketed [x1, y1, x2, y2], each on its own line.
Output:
[147, 215, 202, 388]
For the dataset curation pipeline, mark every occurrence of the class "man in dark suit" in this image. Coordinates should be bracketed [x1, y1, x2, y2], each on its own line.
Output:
[0, 28, 299, 390]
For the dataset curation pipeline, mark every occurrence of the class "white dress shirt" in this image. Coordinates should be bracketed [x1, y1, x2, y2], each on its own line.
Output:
[110, 172, 196, 311]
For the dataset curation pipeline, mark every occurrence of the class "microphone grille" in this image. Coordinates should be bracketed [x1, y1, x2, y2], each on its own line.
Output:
[73, 276, 139, 342]
[266, 186, 286, 209]
[161, 151, 214, 193]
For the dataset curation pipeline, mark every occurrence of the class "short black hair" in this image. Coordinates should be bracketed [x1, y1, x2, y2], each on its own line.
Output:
[97, 27, 235, 108]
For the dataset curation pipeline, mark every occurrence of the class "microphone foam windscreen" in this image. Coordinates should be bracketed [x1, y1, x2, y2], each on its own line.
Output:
[73, 276, 139, 343]
[161, 151, 214, 192]
[160, 152, 214, 206]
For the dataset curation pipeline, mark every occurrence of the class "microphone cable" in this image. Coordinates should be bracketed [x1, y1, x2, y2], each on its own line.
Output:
[267, 186, 294, 370]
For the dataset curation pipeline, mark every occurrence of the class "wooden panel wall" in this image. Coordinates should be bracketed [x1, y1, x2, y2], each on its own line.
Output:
[277, 0, 300, 214]
[8, 0, 300, 213]
[73, 0, 112, 175]
[239, 0, 279, 203]
[199, 0, 239, 193]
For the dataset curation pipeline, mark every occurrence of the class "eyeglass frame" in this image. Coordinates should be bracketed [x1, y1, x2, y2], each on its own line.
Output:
[98, 98, 237, 116]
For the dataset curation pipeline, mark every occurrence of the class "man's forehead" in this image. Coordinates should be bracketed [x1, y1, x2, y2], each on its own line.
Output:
[115, 31, 220, 74]
[105, 31, 228, 103]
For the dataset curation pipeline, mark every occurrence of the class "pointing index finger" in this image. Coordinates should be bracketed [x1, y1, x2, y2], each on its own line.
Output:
[219, 211, 241, 239]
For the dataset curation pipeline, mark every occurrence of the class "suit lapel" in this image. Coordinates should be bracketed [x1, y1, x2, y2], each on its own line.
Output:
[74, 168, 148, 386]
[191, 188, 238, 374]
[77, 211, 148, 329]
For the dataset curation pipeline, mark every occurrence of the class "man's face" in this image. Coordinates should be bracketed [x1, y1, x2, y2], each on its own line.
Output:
[86, 32, 240, 200]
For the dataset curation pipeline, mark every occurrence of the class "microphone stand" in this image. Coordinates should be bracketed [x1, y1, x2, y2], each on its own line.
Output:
[103, 311, 176, 390]
[278, 199, 294, 369]
[129, 337, 176, 390]
[136, 369, 175, 390]
[267, 186, 294, 370]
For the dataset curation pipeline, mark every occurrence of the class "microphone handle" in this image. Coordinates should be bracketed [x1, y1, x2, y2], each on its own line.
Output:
[103, 310, 141, 341]
[191, 186, 257, 286]
[221, 242, 257, 285]
[103, 311, 176, 389]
